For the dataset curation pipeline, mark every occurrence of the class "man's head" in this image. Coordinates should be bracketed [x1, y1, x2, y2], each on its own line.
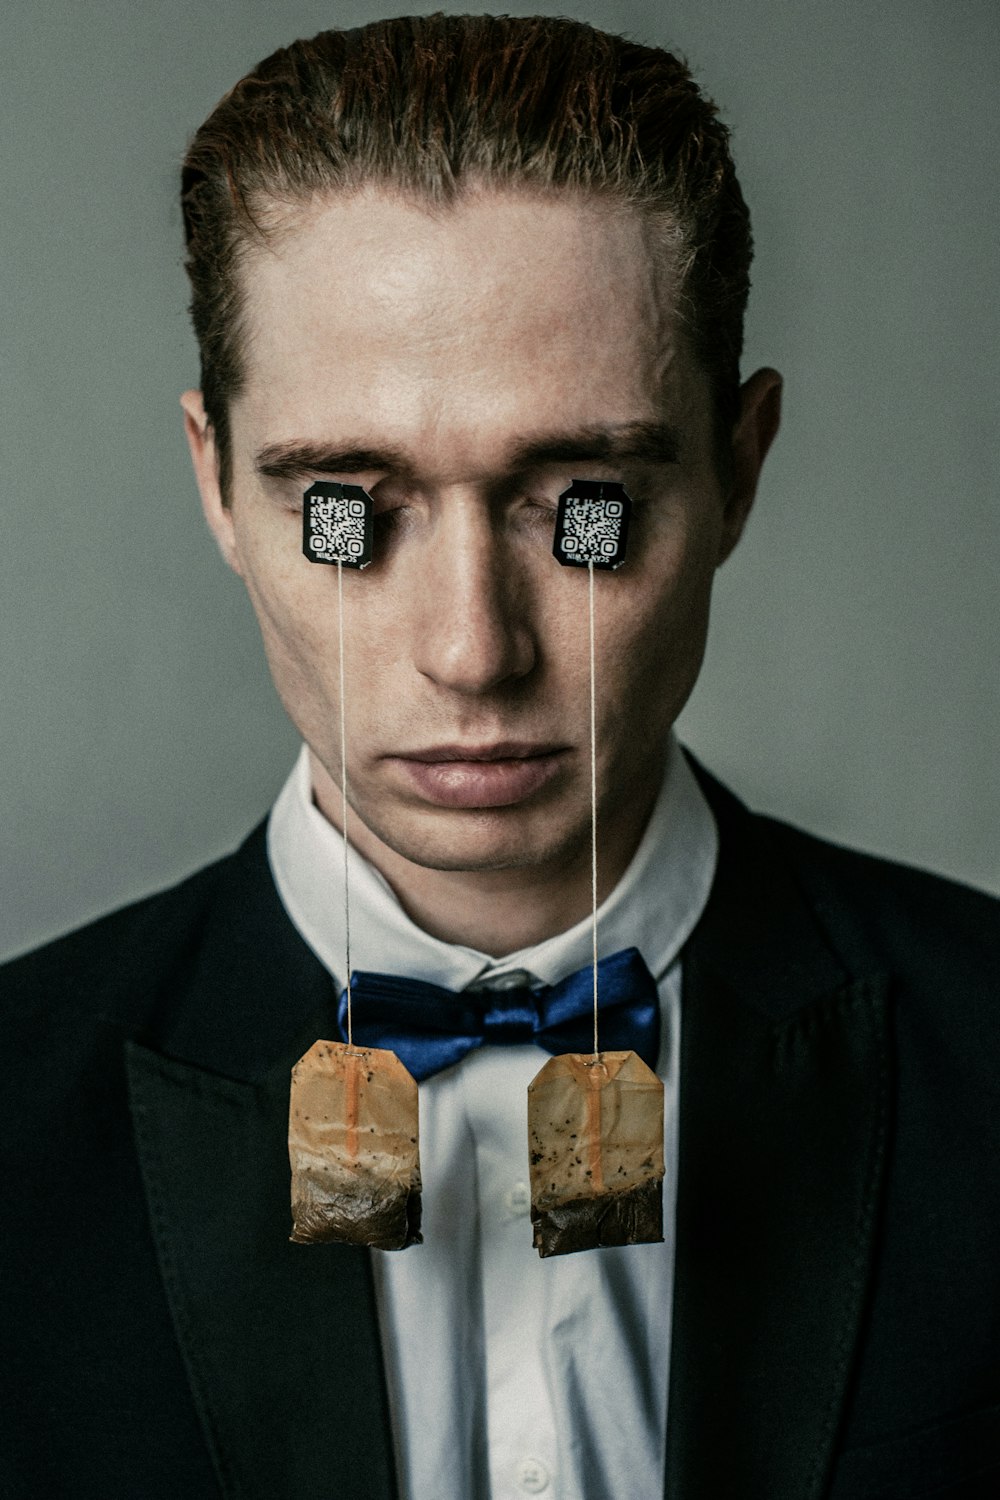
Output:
[181, 14, 755, 500]
[180, 16, 781, 948]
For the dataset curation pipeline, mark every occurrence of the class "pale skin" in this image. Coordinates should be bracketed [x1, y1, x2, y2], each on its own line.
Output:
[183, 186, 781, 956]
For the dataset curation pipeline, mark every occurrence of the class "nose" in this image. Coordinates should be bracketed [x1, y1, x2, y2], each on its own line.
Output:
[411, 497, 536, 695]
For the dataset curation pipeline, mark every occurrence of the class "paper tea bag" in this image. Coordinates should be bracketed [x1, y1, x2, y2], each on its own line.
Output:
[527, 1050, 664, 1258]
[289, 1041, 421, 1250]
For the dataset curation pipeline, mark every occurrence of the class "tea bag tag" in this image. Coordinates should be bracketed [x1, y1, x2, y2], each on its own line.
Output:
[552, 479, 631, 570]
[527, 1050, 664, 1257]
[289, 1040, 422, 1250]
[302, 481, 374, 568]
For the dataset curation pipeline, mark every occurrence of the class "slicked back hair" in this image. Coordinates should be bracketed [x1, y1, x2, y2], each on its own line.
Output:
[181, 13, 753, 497]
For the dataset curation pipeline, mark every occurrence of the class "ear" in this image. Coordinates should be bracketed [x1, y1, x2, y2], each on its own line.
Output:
[180, 389, 242, 576]
[717, 366, 783, 564]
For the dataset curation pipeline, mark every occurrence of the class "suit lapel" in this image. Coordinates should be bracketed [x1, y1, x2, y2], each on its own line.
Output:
[667, 770, 892, 1499]
[125, 780, 893, 1499]
[126, 826, 398, 1500]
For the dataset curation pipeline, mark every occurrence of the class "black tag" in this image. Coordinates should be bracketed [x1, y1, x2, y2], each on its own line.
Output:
[552, 480, 631, 570]
[302, 482, 374, 568]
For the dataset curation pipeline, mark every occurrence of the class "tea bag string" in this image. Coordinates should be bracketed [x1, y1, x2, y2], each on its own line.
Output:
[338, 560, 354, 1047]
[588, 559, 600, 1061]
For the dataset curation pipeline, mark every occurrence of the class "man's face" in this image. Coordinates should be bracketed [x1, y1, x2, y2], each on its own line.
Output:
[187, 188, 774, 890]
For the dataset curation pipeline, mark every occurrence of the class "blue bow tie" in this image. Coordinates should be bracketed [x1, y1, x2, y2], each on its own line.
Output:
[336, 947, 660, 1082]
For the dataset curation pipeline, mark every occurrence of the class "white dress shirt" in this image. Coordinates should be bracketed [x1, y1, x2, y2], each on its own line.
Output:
[268, 735, 717, 1499]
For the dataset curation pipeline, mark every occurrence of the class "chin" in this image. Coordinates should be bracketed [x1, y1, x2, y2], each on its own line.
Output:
[358, 801, 588, 878]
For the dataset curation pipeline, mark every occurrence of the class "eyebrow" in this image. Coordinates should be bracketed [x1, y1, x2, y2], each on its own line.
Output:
[253, 420, 681, 482]
[255, 442, 408, 480]
[510, 422, 681, 470]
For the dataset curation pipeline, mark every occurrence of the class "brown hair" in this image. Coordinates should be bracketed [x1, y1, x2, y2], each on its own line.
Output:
[181, 13, 752, 496]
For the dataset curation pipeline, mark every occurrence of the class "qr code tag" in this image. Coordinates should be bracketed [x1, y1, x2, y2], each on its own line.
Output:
[552, 480, 631, 570]
[303, 482, 374, 569]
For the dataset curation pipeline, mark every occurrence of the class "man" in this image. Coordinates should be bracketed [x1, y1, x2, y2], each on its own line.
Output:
[3, 14, 998, 1500]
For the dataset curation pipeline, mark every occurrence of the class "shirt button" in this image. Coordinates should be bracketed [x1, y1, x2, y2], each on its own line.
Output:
[517, 1457, 550, 1493]
[482, 969, 533, 990]
[504, 1181, 531, 1218]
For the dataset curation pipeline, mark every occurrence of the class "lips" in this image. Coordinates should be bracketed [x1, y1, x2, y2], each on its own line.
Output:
[388, 743, 569, 809]
[401, 742, 561, 763]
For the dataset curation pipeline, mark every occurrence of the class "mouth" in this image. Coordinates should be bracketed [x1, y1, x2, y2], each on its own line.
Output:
[401, 742, 563, 763]
[387, 742, 570, 808]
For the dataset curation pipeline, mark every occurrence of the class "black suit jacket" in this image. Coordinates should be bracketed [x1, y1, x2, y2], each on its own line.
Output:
[3, 767, 1000, 1499]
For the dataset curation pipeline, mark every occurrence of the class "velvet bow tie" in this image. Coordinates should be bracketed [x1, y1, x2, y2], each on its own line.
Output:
[336, 946, 660, 1082]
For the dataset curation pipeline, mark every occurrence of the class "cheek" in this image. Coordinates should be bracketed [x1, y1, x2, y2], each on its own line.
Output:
[601, 522, 719, 708]
[236, 526, 339, 695]
[237, 533, 405, 737]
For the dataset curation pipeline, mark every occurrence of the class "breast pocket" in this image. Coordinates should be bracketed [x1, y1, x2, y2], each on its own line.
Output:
[828, 1400, 1000, 1499]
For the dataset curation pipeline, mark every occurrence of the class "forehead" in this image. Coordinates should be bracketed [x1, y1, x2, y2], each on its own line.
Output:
[231, 187, 703, 473]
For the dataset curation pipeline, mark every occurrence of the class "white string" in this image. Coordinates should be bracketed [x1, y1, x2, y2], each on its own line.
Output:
[337, 560, 353, 1047]
[589, 560, 599, 1060]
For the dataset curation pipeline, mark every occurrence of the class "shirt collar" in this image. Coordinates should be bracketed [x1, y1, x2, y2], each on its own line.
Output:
[267, 734, 717, 993]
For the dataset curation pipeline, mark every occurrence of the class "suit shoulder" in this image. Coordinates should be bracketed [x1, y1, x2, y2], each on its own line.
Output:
[0, 833, 260, 1034]
[756, 810, 1000, 975]
[691, 756, 1000, 953]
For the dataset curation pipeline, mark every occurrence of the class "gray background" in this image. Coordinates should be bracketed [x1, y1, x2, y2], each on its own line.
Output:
[2, 0, 997, 962]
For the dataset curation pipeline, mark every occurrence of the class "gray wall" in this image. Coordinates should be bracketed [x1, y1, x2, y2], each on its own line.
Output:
[3, 0, 998, 961]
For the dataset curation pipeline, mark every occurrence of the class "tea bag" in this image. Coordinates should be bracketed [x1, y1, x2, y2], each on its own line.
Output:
[289, 1040, 421, 1249]
[527, 1050, 664, 1257]
[289, 483, 422, 1250]
[528, 479, 664, 1256]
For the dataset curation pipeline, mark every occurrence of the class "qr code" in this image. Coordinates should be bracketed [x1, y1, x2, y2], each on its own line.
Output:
[302, 482, 373, 568]
[552, 481, 631, 570]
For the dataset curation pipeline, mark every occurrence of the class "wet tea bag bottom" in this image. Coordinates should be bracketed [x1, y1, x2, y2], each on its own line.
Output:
[528, 1050, 664, 1258]
[289, 1041, 421, 1250]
